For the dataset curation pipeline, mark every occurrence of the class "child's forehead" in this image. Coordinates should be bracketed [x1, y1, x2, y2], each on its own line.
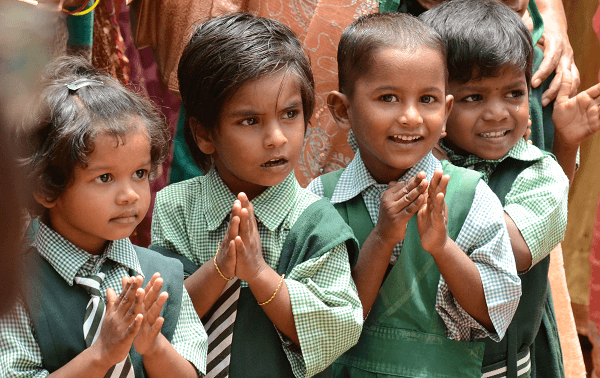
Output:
[450, 64, 527, 90]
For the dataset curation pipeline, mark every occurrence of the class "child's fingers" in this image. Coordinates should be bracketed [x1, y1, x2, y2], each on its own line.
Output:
[146, 292, 169, 326]
[437, 174, 450, 196]
[126, 313, 143, 340]
[554, 69, 572, 106]
[428, 170, 443, 198]
[149, 317, 165, 340]
[105, 287, 117, 313]
[143, 276, 163, 310]
[584, 82, 600, 100]
[117, 276, 143, 318]
[122, 276, 129, 290]
[114, 276, 133, 310]
[234, 236, 246, 257]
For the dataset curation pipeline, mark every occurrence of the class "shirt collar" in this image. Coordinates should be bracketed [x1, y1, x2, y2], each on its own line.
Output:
[440, 138, 543, 166]
[330, 150, 439, 204]
[33, 221, 142, 285]
[201, 167, 299, 232]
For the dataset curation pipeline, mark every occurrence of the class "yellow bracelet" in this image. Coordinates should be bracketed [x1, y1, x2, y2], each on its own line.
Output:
[214, 242, 234, 281]
[258, 274, 285, 306]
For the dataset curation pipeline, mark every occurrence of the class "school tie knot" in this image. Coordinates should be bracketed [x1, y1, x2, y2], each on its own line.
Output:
[74, 272, 106, 297]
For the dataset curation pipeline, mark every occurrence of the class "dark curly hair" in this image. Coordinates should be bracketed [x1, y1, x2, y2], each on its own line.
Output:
[177, 13, 315, 172]
[19, 56, 170, 215]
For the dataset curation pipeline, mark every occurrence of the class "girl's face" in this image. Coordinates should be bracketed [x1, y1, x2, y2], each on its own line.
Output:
[203, 71, 306, 199]
[41, 125, 152, 254]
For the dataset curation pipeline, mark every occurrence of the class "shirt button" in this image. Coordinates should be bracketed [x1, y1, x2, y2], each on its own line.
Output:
[389, 255, 398, 265]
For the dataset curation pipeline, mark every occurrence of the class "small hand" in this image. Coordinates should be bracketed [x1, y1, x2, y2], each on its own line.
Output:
[373, 172, 428, 247]
[552, 68, 600, 147]
[234, 192, 266, 283]
[417, 170, 450, 256]
[92, 276, 144, 369]
[216, 201, 241, 279]
[133, 273, 168, 355]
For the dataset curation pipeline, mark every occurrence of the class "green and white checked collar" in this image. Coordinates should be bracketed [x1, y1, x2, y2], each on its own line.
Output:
[201, 167, 300, 232]
[329, 149, 436, 205]
[440, 138, 544, 181]
[33, 221, 143, 286]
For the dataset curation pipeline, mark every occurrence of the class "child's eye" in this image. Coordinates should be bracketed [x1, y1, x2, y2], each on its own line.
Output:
[240, 118, 258, 126]
[283, 110, 299, 120]
[95, 174, 112, 183]
[420, 95, 436, 104]
[507, 90, 525, 99]
[134, 169, 148, 180]
[380, 94, 398, 103]
[463, 94, 483, 103]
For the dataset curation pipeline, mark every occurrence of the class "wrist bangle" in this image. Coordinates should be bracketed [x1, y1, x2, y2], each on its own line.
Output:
[214, 242, 234, 281]
[258, 274, 285, 306]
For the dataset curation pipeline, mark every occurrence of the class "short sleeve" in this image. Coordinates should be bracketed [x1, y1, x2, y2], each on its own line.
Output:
[283, 243, 363, 377]
[169, 286, 208, 375]
[504, 155, 569, 266]
[436, 180, 521, 342]
[0, 301, 48, 378]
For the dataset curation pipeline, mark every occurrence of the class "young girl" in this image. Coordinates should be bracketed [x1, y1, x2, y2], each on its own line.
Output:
[0, 56, 207, 378]
[150, 13, 363, 378]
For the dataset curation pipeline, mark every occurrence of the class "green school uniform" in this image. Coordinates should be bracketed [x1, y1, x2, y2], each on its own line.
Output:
[320, 161, 487, 377]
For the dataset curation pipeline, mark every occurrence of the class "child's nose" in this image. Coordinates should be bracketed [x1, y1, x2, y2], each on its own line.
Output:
[482, 99, 510, 122]
[399, 104, 423, 127]
[264, 122, 288, 148]
[116, 183, 140, 204]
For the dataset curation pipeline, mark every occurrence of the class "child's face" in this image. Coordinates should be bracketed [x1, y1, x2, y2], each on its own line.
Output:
[207, 71, 305, 199]
[444, 66, 529, 160]
[43, 125, 152, 254]
[339, 46, 452, 183]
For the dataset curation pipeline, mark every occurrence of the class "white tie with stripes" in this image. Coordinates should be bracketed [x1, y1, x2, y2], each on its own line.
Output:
[75, 271, 135, 378]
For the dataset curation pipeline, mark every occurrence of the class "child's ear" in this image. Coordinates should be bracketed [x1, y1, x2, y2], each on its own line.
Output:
[33, 192, 56, 209]
[440, 94, 454, 139]
[327, 91, 352, 132]
[189, 117, 216, 155]
[417, 0, 445, 10]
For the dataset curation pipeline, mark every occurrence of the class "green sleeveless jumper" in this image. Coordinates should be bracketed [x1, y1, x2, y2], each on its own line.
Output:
[22, 245, 184, 378]
[322, 161, 487, 377]
[479, 155, 564, 378]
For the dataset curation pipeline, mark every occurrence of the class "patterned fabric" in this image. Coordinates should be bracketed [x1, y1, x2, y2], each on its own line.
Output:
[0, 222, 207, 378]
[307, 152, 521, 342]
[204, 279, 241, 378]
[440, 138, 569, 266]
[151, 168, 363, 377]
[92, 0, 130, 85]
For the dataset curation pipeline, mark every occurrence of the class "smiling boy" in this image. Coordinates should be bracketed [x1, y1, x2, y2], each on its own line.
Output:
[307, 12, 520, 377]
[419, 0, 600, 376]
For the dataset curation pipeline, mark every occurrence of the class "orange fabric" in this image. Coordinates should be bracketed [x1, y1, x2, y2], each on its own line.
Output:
[549, 244, 587, 378]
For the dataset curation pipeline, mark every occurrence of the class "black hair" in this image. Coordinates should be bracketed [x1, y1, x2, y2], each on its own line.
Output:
[337, 12, 447, 96]
[19, 56, 170, 215]
[419, 0, 533, 87]
[177, 13, 315, 172]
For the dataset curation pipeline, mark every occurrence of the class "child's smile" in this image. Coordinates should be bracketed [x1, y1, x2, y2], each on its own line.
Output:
[44, 125, 152, 254]
[204, 71, 305, 199]
[445, 66, 529, 160]
[338, 47, 453, 183]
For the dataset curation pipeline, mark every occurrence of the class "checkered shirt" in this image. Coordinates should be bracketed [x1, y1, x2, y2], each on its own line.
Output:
[151, 169, 363, 378]
[0, 222, 207, 378]
[440, 138, 569, 266]
[307, 151, 521, 342]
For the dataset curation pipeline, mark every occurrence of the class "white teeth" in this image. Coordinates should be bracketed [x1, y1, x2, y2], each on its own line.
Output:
[480, 130, 508, 138]
[393, 135, 420, 141]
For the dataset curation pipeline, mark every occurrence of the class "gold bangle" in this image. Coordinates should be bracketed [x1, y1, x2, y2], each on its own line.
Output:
[258, 274, 285, 306]
[214, 242, 234, 281]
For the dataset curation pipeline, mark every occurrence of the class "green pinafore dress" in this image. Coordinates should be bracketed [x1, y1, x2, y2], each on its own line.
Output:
[321, 161, 486, 377]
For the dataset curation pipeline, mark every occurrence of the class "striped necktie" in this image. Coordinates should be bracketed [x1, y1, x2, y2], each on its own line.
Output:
[202, 278, 241, 378]
[75, 265, 135, 378]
